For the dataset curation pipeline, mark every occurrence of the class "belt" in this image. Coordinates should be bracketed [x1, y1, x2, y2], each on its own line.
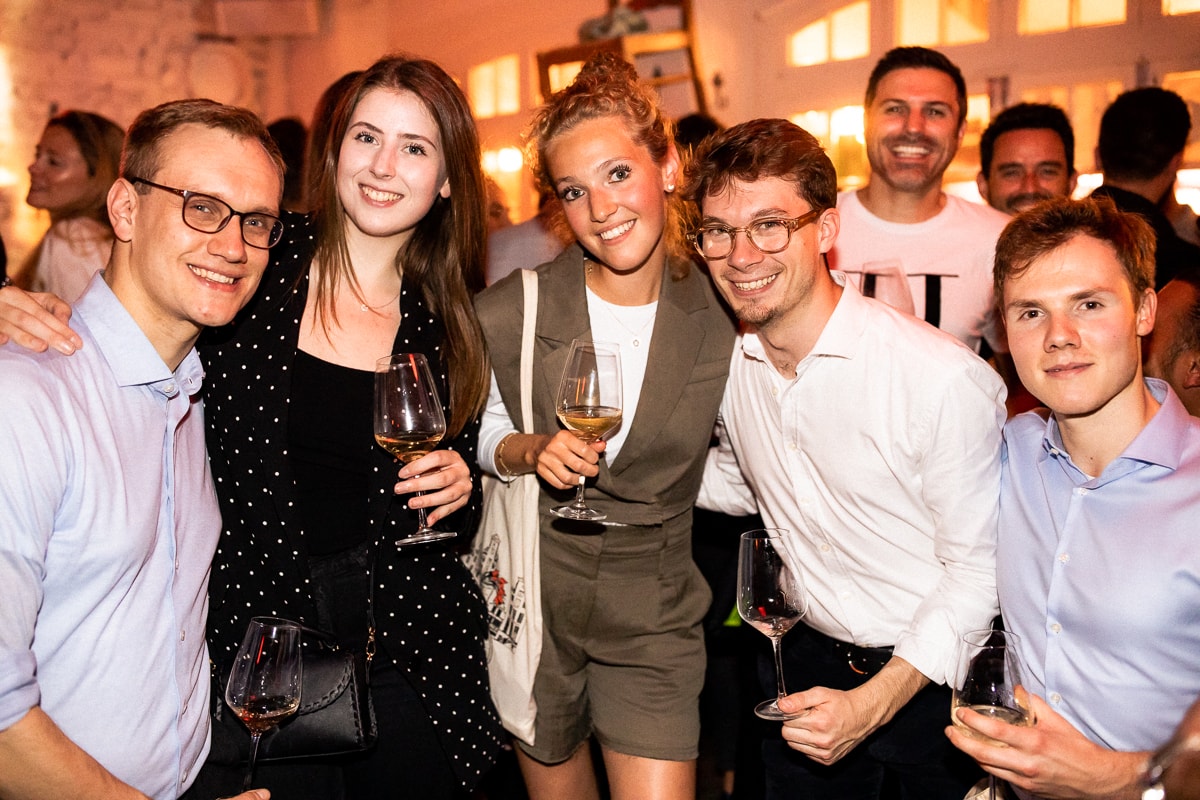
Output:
[802, 624, 895, 676]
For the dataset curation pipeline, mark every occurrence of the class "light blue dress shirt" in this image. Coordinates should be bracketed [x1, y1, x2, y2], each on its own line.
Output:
[998, 378, 1200, 756]
[0, 274, 218, 799]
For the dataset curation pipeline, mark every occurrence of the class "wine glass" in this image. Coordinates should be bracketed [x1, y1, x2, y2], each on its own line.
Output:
[860, 260, 916, 315]
[737, 528, 809, 720]
[552, 339, 623, 521]
[952, 628, 1034, 800]
[374, 352, 455, 546]
[225, 617, 303, 790]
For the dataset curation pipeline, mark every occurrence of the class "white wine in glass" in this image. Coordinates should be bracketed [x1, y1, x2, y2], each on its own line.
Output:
[553, 339, 622, 521]
[952, 628, 1034, 799]
[738, 528, 808, 720]
[374, 352, 455, 546]
[225, 617, 302, 790]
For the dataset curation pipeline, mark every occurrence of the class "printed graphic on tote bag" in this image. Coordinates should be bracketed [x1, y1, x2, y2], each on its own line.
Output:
[465, 534, 528, 648]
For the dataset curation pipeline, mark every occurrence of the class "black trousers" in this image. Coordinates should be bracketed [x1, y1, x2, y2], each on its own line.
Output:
[760, 623, 981, 800]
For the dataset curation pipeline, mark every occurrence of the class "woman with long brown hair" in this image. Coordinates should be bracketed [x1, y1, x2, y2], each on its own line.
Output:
[191, 54, 501, 798]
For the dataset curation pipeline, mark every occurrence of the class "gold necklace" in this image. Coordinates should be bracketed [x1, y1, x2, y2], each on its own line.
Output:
[358, 292, 400, 312]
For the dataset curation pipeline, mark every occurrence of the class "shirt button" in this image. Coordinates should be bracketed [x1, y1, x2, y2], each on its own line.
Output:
[1050, 692, 1062, 704]
[164, 383, 176, 394]
[1074, 487, 1087, 496]
[788, 441, 798, 451]
[179, 629, 186, 642]
[1050, 622, 1062, 634]
[1058, 552, 1069, 564]
[820, 543, 831, 553]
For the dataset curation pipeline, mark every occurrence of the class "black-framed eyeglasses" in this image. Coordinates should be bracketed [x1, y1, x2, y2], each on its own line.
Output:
[688, 209, 822, 260]
[129, 177, 284, 249]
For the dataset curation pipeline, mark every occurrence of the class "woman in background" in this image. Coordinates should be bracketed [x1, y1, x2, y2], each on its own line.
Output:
[20, 110, 123, 300]
[475, 52, 736, 800]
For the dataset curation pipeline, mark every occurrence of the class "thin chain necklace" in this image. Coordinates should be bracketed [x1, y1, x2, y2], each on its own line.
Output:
[358, 292, 400, 312]
[585, 257, 657, 347]
[604, 302, 656, 348]
[355, 280, 402, 313]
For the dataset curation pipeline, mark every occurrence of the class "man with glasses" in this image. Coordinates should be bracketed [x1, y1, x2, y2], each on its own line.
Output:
[0, 99, 282, 800]
[687, 118, 1005, 800]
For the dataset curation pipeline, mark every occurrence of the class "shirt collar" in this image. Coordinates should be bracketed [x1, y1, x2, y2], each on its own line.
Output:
[739, 270, 862, 364]
[1039, 377, 1190, 477]
[74, 273, 204, 398]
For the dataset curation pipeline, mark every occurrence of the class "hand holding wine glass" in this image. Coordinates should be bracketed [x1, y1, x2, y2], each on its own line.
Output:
[738, 528, 808, 720]
[374, 352, 456, 546]
[552, 339, 622, 521]
[952, 628, 1034, 800]
[225, 617, 302, 791]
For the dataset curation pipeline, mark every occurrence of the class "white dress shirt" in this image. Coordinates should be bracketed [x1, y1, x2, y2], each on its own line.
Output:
[699, 274, 1005, 684]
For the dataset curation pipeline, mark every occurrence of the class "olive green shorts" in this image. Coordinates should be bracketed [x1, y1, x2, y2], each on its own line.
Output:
[517, 519, 710, 764]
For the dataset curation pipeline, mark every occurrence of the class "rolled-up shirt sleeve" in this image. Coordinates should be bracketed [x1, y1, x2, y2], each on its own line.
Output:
[893, 357, 1003, 686]
[697, 411, 759, 517]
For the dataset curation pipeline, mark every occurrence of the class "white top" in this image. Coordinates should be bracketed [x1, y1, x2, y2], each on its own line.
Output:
[479, 286, 656, 476]
[31, 216, 113, 302]
[698, 274, 1005, 684]
[828, 190, 1009, 354]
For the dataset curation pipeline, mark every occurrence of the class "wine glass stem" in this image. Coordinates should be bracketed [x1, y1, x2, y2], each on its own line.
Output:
[988, 775, 998, 800]
[571, 475, 588, 510]
[413, 491, 430, 532]
[770, 635, 789, 704]
[244, 731, 263, 790]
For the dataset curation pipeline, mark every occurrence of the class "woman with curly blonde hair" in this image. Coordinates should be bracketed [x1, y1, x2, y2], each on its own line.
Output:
[475, 52, 736, 800]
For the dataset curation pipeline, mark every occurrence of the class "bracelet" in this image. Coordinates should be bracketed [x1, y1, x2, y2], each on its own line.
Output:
[495, 432, 519, 478]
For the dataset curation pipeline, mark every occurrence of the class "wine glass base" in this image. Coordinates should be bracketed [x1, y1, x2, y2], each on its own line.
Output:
[395, 529, 457, 547]
[551, 505, 607, 521]
[754, 698, 805, 721]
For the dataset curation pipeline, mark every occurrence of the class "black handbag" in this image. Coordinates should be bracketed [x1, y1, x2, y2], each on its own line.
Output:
[209, 628, 378, 763]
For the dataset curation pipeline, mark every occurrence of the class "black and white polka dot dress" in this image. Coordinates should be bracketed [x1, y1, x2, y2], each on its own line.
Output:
[200, 213, 503, 790]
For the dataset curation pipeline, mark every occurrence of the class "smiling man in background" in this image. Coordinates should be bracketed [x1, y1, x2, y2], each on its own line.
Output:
[976, 102, 1077, 216]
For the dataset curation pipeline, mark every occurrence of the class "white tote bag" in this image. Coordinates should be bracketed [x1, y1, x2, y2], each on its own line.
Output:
[465, 268, 543, 744]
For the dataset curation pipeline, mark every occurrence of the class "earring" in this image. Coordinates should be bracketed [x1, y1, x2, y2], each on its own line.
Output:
[666, 183, 676, 192]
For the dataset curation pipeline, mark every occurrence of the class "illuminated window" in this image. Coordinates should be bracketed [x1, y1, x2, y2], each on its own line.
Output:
[1164, 70, 1200, 165]
[898, 0, 988, 46]
[547, 61, 584, 95]
[1018, 0, 1125, 34]
[1164, 0, 1200, 12]
[1021, 80, 1123, 172]
[792, 105, 868, 186]
[947, 93, 992, 183]
[788, 2, 869, 67]
[468, 54, 520, 120]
